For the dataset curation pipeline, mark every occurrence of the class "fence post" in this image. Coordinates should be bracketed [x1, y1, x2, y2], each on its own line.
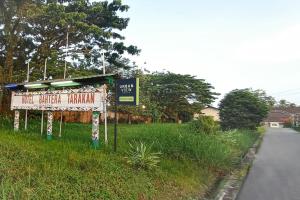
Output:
[47, 111, 53, 140]
[14, 110, 20, 131]
[92, 111, 100, 149]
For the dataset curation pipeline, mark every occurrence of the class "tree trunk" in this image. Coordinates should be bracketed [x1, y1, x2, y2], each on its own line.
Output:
[128, 113, 131, 124]
[0, 87, 3, 113]
[0, 65, 4, 85]
[0, 90, 12, 115]
[5, 46, 14, 83]
[0, 65, 4, 111]
[175, 113, 180, 124]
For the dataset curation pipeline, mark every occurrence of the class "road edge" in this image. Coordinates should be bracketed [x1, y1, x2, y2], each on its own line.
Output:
[211, 132, 264, 200]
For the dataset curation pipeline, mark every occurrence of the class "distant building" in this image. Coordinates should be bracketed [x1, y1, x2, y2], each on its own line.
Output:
[194, 106, 220, 121]
[264, 107, 300, 128]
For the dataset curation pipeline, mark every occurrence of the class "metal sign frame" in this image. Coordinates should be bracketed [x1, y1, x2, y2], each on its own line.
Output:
[11, 87, 106, 112]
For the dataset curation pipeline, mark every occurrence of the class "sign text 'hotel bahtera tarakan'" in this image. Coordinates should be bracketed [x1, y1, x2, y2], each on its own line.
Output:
[11, 86, 106, 112]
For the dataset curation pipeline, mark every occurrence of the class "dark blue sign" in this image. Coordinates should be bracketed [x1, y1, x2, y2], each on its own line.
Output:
[116, 78, 139, 106]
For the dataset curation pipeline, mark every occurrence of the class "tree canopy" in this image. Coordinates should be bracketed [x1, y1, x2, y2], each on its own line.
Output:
[0, 1, 219, 121]
[219, 89, 269, 130]
[0, 0, 139, 84]
[113, 71, 218, 123]
[139, 72, 218, 122]
[275, 99, 297, 108]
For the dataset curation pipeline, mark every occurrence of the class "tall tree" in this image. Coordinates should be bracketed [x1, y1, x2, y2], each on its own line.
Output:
[0, 0, 139, 111]
[143, 72, 218, 123]
[0, 0, 139, 83]
[219, 89, 269, 130]
[276, 99, 297, 108]
[252, 89, 276, 109]
[0, 0, 40, 83]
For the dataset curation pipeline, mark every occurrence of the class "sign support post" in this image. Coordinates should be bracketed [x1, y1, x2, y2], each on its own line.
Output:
[114, 78, 140, 152]
[92, 111, 100, 149]
[14, 110, 20, 132]
[47, 111, 53, 140]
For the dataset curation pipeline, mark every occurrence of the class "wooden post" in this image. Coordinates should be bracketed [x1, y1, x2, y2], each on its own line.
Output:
[92, 111, 100, 149]
[47, 111, 53, 140]
[14, 110, 20, 131]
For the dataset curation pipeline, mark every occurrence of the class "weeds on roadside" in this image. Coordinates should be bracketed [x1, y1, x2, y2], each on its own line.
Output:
[125, 142, 161, 170]
[188, 116, 219, 135]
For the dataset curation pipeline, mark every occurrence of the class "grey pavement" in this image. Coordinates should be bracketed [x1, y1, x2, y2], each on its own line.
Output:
[237, 128, 300, 200]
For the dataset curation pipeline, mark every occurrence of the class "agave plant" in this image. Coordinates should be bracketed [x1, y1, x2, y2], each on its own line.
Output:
[125, 141, 161, 170]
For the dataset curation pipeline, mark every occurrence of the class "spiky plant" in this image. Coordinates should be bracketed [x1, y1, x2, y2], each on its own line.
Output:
[125, 142, 161, 170]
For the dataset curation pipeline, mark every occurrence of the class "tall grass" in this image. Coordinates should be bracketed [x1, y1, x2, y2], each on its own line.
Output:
[0, 116, 259, 199]
[118, 124, 258, 171]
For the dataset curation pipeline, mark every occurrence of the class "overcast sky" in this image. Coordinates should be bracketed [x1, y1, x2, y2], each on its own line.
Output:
[120, 0, 300, 105]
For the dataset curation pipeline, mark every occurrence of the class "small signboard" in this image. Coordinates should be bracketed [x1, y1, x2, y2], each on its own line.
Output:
[116, 78, 139, 106]
[11, 86, 106, 112]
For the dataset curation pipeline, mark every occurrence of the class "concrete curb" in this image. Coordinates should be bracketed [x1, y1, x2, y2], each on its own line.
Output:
[210, 134, 264, 200]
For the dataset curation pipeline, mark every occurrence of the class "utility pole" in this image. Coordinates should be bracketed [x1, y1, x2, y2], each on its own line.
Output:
[41, 58, 47, 135]
[102, 50, 108, 145]
[59, 29, 69, 138]
[25, 62, 30, 130]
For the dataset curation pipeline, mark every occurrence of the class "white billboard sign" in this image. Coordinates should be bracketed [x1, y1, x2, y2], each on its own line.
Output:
[11, 87, 106, 112]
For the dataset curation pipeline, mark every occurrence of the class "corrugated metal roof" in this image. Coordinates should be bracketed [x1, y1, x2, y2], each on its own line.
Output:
[5, 73, 119, 91]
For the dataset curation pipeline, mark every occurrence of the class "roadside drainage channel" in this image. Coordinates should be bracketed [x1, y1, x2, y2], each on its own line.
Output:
[207, 135, 264, 200]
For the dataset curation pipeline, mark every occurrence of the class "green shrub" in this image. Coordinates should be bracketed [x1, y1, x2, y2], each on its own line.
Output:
[219, 89, 269, 130]
[283, 121, 293, 128]
[125, 142, 161, 170]
[189, 116, 219, 134]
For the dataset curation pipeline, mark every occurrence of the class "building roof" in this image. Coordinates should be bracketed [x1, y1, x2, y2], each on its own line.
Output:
[5, 74, 119, 91]
[273, 107, 300, 115]
[204, 106, 219, 110]
[264, 110, 292, 123]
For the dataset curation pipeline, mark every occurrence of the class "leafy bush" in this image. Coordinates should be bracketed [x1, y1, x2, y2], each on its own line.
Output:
[125, 142, 161, 170]
[189, 116, 219, 134]
[219, 89, 269, 130]
[283, 121, 293, 128]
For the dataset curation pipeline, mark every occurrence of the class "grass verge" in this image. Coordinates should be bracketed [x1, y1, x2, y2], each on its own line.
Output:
[0, 117, 259, 199]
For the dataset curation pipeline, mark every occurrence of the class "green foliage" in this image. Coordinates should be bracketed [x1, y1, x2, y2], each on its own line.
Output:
[252, 89, 276, 109]
[140, 72, 219, 122]
[189, 116, 219, 135]
[0, 117, 259, 199]
[125, 142, 161, 170]
[122, 124, 258, 170]
[219, 89, 269, 130]
[218, 129, 259, 159]
[276, 99, 297, 108]
[293, 127, 300, 133]
[113, 71, 218, 123]
[283, 121, 293, 128]
[0, 0, 140, 85]
[257, 126, 266, 135]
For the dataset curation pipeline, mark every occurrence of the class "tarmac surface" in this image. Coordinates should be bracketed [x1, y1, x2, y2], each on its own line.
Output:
[237, 128, 300, 200]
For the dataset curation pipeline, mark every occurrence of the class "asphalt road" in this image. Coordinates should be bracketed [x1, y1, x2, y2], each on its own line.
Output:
[237, 128, 300, 200]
